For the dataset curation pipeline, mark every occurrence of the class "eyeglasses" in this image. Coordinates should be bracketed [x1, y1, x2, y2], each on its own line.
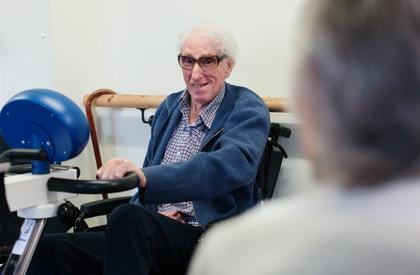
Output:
[177, 54, 227, 71]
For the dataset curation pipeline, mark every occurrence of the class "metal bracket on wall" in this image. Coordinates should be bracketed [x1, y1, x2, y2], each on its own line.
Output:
[137, 108, 154, 126]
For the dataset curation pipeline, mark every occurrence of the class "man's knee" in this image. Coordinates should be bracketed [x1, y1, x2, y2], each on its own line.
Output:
[107, 204, 152, 233]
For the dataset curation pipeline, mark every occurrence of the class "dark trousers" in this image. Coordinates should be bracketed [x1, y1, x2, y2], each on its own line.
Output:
[27, 204, 204, 275]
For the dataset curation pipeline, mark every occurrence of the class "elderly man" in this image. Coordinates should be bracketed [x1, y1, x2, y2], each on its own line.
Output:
[188, 1, 420, 275]
[28, 23, 269, 275]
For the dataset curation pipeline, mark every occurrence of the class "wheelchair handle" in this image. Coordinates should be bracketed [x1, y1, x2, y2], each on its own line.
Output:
[47, 172, 139, 194]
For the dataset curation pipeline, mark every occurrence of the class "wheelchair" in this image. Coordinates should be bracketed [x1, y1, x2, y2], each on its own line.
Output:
[68, 117, 291, 233]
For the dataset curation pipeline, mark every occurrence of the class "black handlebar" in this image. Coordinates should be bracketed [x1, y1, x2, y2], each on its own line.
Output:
[47, 172, 139, 194]
[0, 149, 47, 163]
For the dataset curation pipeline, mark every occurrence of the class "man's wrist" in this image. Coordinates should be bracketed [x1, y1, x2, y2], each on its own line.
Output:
[135, 168, 147, 188]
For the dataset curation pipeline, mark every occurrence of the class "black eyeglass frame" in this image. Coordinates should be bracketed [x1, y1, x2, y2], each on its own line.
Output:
[177, 54, 227, 71]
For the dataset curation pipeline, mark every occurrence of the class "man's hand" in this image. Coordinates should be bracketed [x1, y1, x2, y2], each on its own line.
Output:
[159, 211, 186, 223]
[96, 157, 147, 188]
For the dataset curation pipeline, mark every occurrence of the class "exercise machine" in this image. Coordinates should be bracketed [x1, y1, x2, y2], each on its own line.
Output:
[0, 89, 138, 275]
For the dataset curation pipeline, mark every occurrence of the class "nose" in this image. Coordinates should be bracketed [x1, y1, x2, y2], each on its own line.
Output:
[191, 62, 203, 80]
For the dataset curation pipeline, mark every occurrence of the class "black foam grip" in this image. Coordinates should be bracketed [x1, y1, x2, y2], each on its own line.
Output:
[47, 172, 139, 194]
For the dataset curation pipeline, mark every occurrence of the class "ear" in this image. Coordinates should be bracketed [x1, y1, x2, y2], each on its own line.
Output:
[294, 59, 324, 173]
[224, 58, 234, 78]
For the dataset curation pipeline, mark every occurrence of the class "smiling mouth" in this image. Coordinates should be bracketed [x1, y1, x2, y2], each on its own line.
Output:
[191, 83, 208, 88]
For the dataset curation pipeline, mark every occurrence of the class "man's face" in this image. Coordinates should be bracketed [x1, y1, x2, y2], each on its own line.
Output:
[180, 35, 233, 106]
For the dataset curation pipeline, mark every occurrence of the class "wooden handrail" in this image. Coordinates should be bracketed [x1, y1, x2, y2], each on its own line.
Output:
[83, 89, 288, 112]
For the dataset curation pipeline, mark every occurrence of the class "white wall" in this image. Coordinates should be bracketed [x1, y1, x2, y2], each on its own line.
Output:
[0, 0, 53, 105]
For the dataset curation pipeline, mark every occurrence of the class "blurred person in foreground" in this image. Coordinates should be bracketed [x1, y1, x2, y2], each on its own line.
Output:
[188, 1, 420, 274]
[28, 23, 269, 275]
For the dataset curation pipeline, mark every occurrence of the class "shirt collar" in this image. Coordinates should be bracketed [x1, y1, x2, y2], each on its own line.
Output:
[179, 85, 225, 129]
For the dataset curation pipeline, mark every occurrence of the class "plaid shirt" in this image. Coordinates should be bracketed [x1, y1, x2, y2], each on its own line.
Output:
[157, 87, 225, 226]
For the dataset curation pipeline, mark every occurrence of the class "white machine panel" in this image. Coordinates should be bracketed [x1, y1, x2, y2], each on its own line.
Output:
[4, 168, 77, 212]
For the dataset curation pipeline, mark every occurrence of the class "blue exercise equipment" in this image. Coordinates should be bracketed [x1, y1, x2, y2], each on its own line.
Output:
[0, 89, 137, 275]
[0, 89, 90, 174]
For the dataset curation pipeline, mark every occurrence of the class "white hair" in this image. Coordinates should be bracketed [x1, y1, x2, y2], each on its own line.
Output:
[178, 23, 239, 65]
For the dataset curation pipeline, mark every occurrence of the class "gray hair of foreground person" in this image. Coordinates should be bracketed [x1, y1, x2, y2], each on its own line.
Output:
[178, 23, 239, 65]
[296, 0, 420, 187]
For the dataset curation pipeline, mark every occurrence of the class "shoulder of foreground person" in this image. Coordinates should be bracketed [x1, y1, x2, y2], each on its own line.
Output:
[188, 182, 420, 275]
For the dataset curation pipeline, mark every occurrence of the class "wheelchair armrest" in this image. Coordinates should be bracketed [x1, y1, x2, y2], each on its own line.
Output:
[80, 196, 131, 219]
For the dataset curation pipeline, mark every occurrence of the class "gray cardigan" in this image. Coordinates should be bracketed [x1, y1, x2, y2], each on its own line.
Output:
[132, 83, 270, 227]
